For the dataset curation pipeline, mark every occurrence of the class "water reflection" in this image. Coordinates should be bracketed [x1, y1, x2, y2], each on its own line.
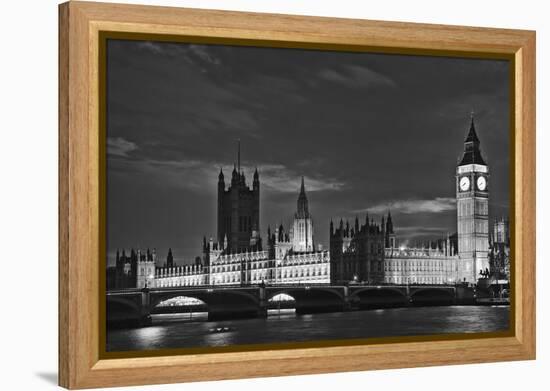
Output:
[107, 306, 509, 352]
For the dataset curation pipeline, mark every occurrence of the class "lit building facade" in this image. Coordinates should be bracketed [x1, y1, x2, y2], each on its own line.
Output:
[489, 217, 510, 280]
[383, 240, 459, 285]
[456, 116, 490, 282]
[107, 116, 504, 290]
[149, 174, 330, 288]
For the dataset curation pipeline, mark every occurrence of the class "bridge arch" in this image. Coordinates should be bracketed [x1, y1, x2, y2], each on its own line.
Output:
[267, 293, 297, 314]
[106, 295, 142, 327]
[266, 287, 345, 314]
[107, 295, 141, 312]
[150, 289, 261, 321]
[410, 288, 455, 306]
[349, 286, 407, 299]
[152, 295, 208, 312]
[150, 289, 259, 309]
[267, 287, 344, 302]
[269, 293, 296, 302]
[349, 287, 408, 309]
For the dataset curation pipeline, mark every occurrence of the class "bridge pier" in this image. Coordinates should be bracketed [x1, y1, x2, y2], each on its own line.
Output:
[343, 286, 352, 311]
[258, 285, 268, 318]
[455, 285, 476, 304]
[139, 287, 152, 326]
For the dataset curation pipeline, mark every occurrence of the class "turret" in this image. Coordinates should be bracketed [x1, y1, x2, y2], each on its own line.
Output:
[459, 114, 486, 166]
[231, 164, 239, 185]
[166, 248, 174, 268]
[296, 176, 309, 218]
[253, 167, 259, 189]
[218, 168, 225, 189]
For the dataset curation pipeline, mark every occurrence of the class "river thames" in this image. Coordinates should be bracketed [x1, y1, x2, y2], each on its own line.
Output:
[106, 305, 509, 352]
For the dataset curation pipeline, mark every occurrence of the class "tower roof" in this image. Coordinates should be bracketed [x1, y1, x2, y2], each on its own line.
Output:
[459, 115, 486, 166]
[464, 117, 480, 144]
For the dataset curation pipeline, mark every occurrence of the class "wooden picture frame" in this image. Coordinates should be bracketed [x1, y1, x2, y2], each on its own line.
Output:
[58, 1, 536, 389]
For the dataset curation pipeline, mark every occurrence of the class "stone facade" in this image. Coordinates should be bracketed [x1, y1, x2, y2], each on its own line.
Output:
[456, 116, 490, 283]
[489, 217, 510, 280]
[216, 142, 261, 253]
[329, 215, 387, 284]
[291, 177, 314, 252]
[383, 243, 459, 285]
[108, 116, 505, 291]
[145, 176, 330, 289]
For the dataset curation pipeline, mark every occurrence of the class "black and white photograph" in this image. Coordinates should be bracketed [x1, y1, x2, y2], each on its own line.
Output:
[105, 39, 511, 353]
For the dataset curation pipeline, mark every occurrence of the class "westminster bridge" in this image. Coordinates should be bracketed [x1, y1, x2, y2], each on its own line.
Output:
[106, 284, 476, 326]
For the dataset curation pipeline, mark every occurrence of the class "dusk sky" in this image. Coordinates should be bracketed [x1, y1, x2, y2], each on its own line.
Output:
[106, 39, 510, 266]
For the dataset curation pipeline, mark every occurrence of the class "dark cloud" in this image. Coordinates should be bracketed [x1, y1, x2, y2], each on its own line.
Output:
[106, 39, 510, 265]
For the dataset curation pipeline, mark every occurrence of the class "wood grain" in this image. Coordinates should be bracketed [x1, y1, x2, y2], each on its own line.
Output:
[58, 1, 536, 388]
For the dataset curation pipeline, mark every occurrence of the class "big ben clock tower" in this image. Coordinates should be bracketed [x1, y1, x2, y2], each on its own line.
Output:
[456, 115, 490, 283]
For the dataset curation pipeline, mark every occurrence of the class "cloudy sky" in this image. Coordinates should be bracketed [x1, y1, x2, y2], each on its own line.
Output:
[106, 39, 510, 266]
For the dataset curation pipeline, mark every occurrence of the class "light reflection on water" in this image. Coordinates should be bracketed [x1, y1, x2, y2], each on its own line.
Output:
[107, 306, 509, 352]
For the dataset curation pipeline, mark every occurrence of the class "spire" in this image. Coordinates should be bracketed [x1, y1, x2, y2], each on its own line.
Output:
[386, 210, 394, 234]
[218, 167, 224, 181]
[465, 111, 480, 144]
[253, 166, 259, 181]
[166, 248, 174, 267]
[459, 113, 486, 165]
[296, 176, 310, 218]
[237, 139, 241, 173]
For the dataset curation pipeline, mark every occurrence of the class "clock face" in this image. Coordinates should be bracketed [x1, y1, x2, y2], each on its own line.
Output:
[477, 176, 487, 191]
[459, 176, 470, 191]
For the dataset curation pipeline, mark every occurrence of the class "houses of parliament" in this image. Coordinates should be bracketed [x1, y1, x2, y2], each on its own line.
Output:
[108, 117, 510, 290]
